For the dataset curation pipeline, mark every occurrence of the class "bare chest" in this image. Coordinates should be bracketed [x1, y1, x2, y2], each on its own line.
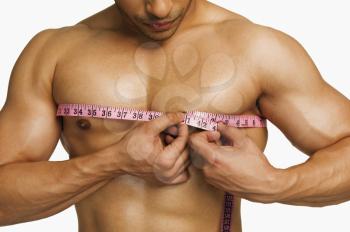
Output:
[55, 34, 261, 109]
[52, 32, 262, 154]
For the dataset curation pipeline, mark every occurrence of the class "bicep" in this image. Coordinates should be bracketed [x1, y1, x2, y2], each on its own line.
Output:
[260, 80, 350, 155]
[254, 27, 350, 155]
[0, 29, 61, 165]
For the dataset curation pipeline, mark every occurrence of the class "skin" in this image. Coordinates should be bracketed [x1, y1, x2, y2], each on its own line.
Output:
[0, 0, 350, 231]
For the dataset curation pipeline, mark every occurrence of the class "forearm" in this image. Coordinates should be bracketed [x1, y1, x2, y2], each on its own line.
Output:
[0, 144, 122, 225]
[275, 136, 350, 207]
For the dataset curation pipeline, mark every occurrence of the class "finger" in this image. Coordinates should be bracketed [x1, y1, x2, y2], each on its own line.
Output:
[217, 122, 246, 147]
[164, 125, 179, 137]
[154, 150, 190, 184]
[169, 171, 189, 184]
[202, 165, 213, 178]
[204, 130, 222, 146]
[207, 130, 221, 143]
[190, 130, 221, 144]
[165, 134, 175, 144]
[165, 122, 189, 154]
[172, 148, 190, 175]
[170, 159, 191, 182]
[154, 125, 189, 170]
[146, 112, 185, 135]
[188, 132, 219, 165]
[175, 159, 191, 176]
[160, 146, 190, 173]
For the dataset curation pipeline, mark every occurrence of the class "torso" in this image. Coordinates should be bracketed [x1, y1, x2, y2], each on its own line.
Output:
[52, 3, 267, 232]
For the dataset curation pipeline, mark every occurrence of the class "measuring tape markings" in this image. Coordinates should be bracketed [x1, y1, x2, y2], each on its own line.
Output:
[57, 103, 266, 131]
[56, 103, 267, 232]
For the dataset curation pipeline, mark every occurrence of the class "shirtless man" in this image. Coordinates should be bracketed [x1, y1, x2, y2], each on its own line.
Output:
[1, 0, 350, 232]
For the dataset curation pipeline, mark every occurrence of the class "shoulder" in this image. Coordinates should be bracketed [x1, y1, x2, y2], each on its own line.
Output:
[223, 21, 319, 92]
[14, 24, 98, 89]
[250, 24, 321, 91]
[218, 18, 303, 55]
[214, 18, 307, 72]
[25, 25, 92, 53]
[241, 23, 308, 65]
[24, 24, 101, 64]
[211, 14, 299, 62]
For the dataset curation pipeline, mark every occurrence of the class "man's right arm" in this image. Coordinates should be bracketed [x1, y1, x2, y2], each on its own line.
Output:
[0, 29, 124, 225]
[0, 28, 190, 225]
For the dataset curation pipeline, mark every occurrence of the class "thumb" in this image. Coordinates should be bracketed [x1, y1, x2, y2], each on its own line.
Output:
[166, 121, 189, 152]
[188, 131, 220, 165]
[146, 112, 185, 135]
[207, 130, 221, 143]
[217, 122, 246, 147]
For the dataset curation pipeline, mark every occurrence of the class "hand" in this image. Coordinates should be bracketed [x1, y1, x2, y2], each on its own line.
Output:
[163, 124, 181, 144]
[188, 122, 281, 203]
[116, 112, 191, 185]
[163, 124, 199, 145]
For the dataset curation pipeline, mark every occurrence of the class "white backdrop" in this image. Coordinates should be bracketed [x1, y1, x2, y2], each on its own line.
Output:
[0, 1, 349, 231]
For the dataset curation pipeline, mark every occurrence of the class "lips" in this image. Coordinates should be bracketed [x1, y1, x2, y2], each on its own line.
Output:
[145, 17, 179, 31]
[151, 22, 172, 30]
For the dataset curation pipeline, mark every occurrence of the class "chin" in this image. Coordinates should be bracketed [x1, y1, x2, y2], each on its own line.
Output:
[146, 31, 177, 41]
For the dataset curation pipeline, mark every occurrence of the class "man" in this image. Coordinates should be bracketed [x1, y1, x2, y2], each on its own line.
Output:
[0, 1, 349, 232]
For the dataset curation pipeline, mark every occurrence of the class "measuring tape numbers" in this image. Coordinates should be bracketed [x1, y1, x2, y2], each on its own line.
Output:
[56, 103, 266, 130]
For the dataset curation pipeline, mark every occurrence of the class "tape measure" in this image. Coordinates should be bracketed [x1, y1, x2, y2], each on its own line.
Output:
[56, 103, 266, 131]
[56, 103, 267, 232]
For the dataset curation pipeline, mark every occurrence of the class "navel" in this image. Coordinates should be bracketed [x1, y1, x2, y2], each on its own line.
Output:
[76, 118, 91, 130]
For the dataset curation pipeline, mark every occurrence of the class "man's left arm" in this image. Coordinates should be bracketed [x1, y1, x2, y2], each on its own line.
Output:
[188, 25, 350, 207]
[255, 25, 350, 206]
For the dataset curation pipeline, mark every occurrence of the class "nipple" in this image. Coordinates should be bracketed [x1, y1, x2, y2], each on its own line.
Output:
[76, 118, 91, 130]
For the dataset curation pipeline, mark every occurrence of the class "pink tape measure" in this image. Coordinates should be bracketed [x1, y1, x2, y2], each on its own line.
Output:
[56, 103, 267, 232]
[56, 103, 266, 130]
